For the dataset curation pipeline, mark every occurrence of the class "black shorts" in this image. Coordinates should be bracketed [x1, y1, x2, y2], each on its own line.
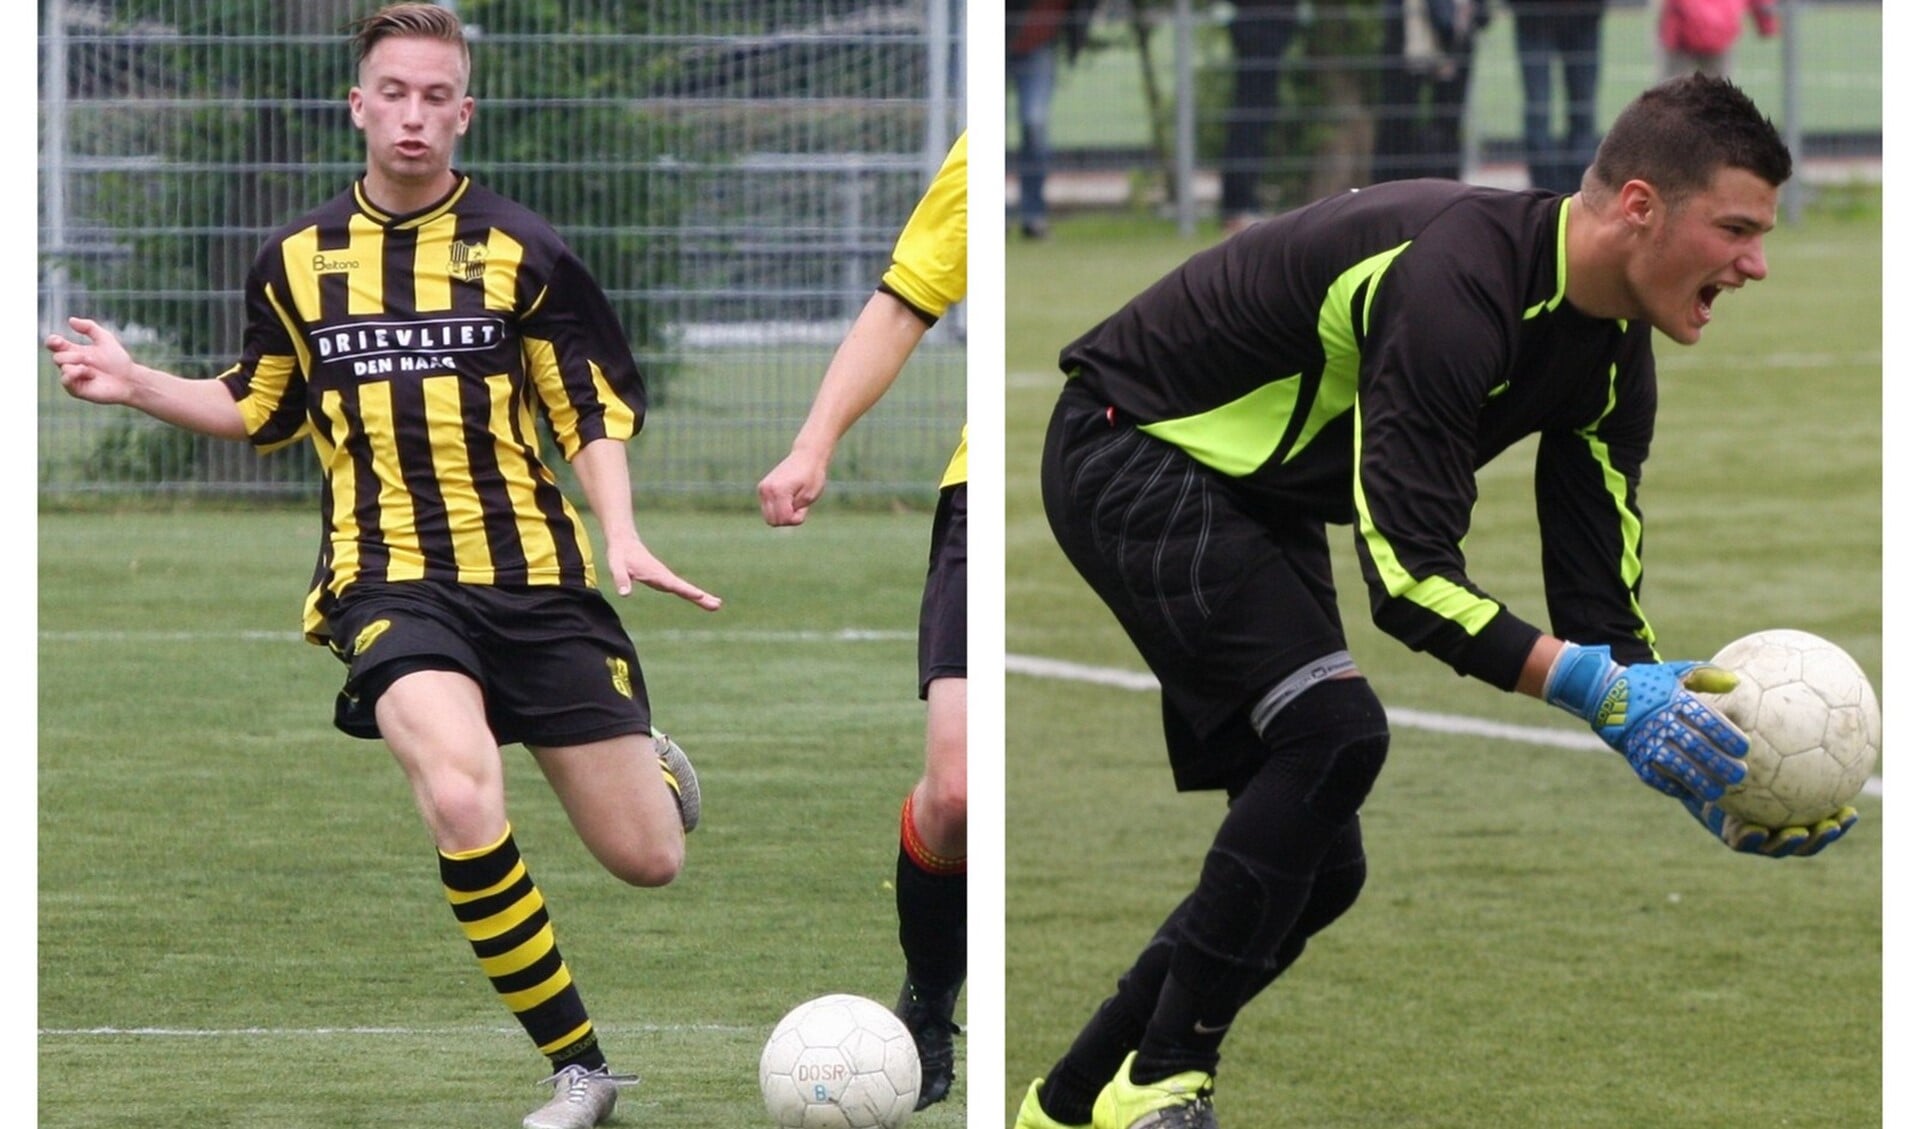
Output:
[1040, 381, 1349, 791]
[326, 580, 651, 747]
[918, 482, 967, 698]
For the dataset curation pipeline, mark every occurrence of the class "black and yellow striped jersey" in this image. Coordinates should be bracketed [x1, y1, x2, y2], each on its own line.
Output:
[1061, 179, 1660, 691]
[879, 132, 968, 489]
[218, 174, 646, 644]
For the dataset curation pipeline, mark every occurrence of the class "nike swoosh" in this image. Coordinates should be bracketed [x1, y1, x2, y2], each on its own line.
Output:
[1192, 1020, 1230, 1035]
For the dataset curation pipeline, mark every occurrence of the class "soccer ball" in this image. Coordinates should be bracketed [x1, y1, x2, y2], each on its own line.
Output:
[758, 993, 921, 1129]
[1694, 628, 1880, 829]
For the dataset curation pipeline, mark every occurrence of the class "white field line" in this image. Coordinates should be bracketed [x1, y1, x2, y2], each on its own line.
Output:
[1007, 652, 1884, 799]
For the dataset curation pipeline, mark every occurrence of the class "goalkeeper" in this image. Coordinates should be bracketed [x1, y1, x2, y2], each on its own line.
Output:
[1015, 75, 1855, 1129]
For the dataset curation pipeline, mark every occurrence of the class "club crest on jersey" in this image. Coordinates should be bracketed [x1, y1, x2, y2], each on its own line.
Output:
[448, 239, 487, 283]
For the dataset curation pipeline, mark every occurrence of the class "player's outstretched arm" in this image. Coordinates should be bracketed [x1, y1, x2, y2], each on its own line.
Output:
[1540, 640, 1749, 798]
[572, 438, 721, 611]
[757, 291, 931, 527]
[44, 316, 248, 440]
[1527, 637, 1857, 857]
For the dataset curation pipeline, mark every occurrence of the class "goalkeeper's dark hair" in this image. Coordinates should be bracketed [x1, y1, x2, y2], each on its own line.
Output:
[349, 3, 470, 85]
[1584, 75, 1792, 210]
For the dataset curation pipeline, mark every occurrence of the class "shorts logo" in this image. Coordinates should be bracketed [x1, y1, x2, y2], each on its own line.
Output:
[352, 619, 393, 657]
[448, 240, 487, 283]
[607, 656, 633, 699]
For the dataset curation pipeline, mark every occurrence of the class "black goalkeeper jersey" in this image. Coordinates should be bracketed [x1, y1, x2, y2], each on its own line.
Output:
[1060, 179, 1661, 689]
[218, 174, 648, 643]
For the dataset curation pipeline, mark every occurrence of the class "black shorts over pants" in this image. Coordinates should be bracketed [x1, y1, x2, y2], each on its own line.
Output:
[918, 482, 968, 698]
[327, 580, 652, 747]
[1040, 380, 1350, 792]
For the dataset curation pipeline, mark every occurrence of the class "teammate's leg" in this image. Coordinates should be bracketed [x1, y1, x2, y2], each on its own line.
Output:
[896, 674, 967, 1108]
[897, 481, 968, 1109]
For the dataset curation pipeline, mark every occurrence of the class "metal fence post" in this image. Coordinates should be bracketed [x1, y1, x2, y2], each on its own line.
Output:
[1781, 0, 1805, 224]
[1174, 0, 1197, 237]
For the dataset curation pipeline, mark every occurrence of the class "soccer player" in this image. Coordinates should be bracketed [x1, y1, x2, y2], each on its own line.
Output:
[758, 131, 969, 1111]
[45, 6, 711, 1128]
[1012, 75, 1858, 1129]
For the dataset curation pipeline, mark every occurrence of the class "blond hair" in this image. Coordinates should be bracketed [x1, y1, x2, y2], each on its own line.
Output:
[349, 3, 469, 85]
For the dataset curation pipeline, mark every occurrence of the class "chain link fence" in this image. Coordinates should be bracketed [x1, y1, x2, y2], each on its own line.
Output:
[1008, 0, 1879, 235]
[40, 0, 967, 504]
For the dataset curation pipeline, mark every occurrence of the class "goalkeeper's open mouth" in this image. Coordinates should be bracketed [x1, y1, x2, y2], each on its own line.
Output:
[1695, 283, 1721, 324]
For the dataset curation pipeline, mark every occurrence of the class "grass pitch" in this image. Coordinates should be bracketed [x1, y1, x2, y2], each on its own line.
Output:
[38, 506, 966, 1129]
[1002, 204, 1882, 1127]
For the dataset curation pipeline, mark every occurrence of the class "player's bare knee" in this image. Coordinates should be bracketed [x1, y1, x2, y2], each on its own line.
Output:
[607, 836, 684, 887]
[417, 771, 503, 847]
[921, 770, 967, 830]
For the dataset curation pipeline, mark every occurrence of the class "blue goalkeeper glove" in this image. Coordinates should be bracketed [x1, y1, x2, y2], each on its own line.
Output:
[1544, 643, 1749, 801]
[1680, 795, 1859, 858]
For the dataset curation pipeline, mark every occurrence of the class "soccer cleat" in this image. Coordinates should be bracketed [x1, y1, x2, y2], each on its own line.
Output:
[653, 728, 700, 832]
[1091, 1052, 1218, 1129]
[894, 977, 962, 1110]
[522, 1064, 637, 1129]
[1016, 1078, 1093, 1129]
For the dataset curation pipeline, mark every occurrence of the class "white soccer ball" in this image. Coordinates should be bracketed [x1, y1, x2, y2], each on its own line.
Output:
[1695, 628, 1880, 829]
[758, 993, 921, 1129]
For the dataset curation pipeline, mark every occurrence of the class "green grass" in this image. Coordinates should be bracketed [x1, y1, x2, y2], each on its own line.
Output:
[38, 508, 966, 1128]
[1002, 207, 1882, 1126]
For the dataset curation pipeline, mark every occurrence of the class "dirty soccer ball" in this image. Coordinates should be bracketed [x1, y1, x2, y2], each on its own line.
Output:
[758, 993, 921, 1129]
[1695, 628, 1880, 829]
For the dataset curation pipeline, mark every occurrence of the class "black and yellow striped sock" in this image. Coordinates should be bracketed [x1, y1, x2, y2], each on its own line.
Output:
[440, 825, 607, 1071]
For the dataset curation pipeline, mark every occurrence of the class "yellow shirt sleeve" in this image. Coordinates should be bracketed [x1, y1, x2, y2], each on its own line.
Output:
[940, 423, 967, 489]
[878, 133, 967, 488]
[880, 133, 968, 321]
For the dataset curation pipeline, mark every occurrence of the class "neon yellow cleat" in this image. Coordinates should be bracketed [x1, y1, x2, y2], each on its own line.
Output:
[1015, 1078, 1092, 1129]
[1091, 1052, 1218, 1129]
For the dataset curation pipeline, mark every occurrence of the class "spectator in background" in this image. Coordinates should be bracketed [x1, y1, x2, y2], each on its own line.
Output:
[1512, 0, 1606, 194]
[1220, 2, 1304, 234]
[1009, 0, 1100, 240]
[1372, 0, 1489, 183]
[1660, 0, 1779, 79]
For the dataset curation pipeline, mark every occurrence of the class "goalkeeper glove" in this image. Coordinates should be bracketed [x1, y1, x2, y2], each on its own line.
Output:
[1544, 643, 1748, 801]
[1680, 795, 1859, 858]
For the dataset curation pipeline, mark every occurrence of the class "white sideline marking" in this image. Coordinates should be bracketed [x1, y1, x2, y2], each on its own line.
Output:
[1007, 652, 1884, 799]
[40, 628, 913, 645]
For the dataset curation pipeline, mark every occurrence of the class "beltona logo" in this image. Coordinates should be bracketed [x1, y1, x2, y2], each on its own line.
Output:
[313, 254, 361, 273]
[607, 656, 633, 699]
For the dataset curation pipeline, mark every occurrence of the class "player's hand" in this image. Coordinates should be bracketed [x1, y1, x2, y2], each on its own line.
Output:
[1680, 794, 1857, 858]
[46, 316, 137, 404]
[757, 450, 829, 527]
[1545, 643, 1748, 801]
[601, 532, 721, 611]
